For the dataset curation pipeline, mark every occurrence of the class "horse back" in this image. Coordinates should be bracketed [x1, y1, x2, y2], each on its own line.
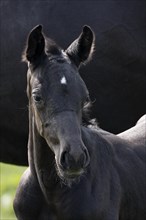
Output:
[118, 115, 146, 145]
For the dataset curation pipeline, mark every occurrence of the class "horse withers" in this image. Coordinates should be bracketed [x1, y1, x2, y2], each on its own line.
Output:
[13, 25, 146, 220]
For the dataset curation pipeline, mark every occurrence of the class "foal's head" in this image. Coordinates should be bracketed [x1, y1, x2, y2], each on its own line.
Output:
[24, 25, 94, 182]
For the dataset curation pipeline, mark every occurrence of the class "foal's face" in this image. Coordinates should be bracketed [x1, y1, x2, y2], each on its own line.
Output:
[30, 56, 90, 180]
[25, 25, 94, 181]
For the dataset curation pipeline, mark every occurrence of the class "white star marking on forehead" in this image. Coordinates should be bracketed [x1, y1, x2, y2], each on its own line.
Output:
[60, 76, 67, 85]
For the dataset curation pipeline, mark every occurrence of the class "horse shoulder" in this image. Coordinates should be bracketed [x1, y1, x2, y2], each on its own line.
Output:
[13, 168, 49, 219]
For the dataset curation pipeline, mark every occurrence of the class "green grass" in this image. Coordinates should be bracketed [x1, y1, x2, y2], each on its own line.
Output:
[0, 163, 26, 220]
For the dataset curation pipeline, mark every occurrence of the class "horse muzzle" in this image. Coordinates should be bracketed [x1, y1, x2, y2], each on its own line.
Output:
[56, 144, 90, 181]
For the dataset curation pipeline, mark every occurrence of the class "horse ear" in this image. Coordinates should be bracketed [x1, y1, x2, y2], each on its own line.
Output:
[66, 25, 95, 67]
[23, 25, 45, 63]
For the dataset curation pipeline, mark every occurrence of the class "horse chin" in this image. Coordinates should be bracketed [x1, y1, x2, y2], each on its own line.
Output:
[56, 166, 85, 187]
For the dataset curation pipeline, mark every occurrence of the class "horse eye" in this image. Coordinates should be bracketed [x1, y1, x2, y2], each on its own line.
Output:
[32, 94, 43, 103]
[34, 96, 42, 102]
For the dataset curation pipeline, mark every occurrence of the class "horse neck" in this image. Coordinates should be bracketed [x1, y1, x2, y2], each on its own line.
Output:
[81, 126, 114, 177]
[28, 105, 57, 193]
[27, 105, 36, 175]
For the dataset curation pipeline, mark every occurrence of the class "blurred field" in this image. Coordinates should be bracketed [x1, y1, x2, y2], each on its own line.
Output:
[0, 163, 26, 220]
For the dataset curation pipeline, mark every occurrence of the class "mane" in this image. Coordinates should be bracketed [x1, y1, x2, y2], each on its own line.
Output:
[45, 37, 62, 56]
[82, 100, 99, 129]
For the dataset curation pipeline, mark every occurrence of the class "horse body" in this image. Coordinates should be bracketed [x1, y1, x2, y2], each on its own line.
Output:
[14, 123, 146, 220]
[14, 26, 146, 220]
